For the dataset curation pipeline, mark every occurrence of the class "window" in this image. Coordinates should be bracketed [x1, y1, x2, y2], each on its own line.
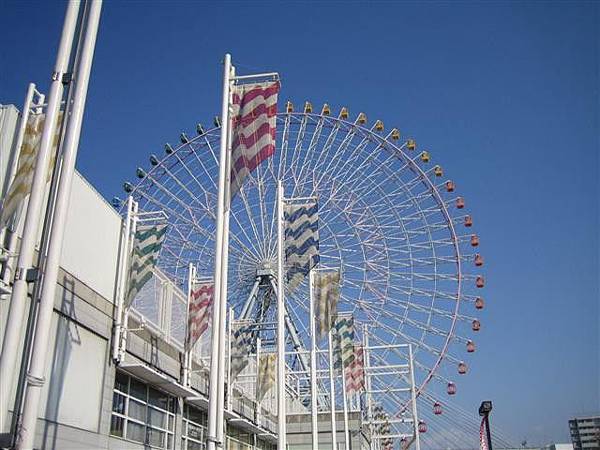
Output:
[182, 404, 207, 450]
[110, 371, 175, 449]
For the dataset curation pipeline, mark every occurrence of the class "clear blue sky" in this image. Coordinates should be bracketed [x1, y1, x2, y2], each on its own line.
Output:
[1, 1, 598, 446]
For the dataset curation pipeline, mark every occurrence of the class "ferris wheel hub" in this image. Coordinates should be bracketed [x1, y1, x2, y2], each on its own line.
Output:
[256, 262, 276, 278]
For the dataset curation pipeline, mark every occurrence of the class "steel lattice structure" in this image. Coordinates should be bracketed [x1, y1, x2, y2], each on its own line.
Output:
[122, 104, 486, 443]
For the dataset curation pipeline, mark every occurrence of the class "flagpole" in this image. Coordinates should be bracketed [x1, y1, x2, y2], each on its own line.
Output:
[226, 307, 234, 411]
[327, 330, 338, 450]
[113, 196, 134, 362]
[183, 263, 195, 386]
[408, 344, 421, 450]
[0, 1, 81, 430]
[206, 52, 232, 450]
[340, 361, 351, 450]
[309, 270, 319, 449]
[120, 200, 138, 363]
[363, 325, 374, 450]
[256, 337, 262, 426]
[215, 60, 234, 447]
[276, 180, 287, 450]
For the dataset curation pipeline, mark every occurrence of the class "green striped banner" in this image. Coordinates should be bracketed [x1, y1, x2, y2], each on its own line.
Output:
[125, 223, 167, 307]
[333, 315, 354, 371]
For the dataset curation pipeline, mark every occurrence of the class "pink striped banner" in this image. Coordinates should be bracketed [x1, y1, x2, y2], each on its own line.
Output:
[187, 282, 214, 349]
[229, 81, 280, 200]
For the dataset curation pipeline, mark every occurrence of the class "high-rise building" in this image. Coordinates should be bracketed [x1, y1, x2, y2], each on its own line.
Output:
[569, 416, 600, 449]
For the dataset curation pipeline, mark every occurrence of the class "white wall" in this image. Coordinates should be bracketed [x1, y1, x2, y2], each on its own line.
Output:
[39, 310, 108, 432]
[60, 172, 121, 302]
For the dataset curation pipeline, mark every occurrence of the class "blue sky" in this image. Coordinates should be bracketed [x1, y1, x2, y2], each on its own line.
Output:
[1, 0, 598, 446]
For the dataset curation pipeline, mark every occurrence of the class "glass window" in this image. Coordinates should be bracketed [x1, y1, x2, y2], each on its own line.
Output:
[114, 372, 129, 393]
[182, 404, 206, 450]
[112, 392, 126, 414]
[149, 387, 172, 411]
[148, 428, 165, 447]
[130, 377, 147, 401]
[110, 415, 124, 437]
[128, 399, 146, 422]
[110, 371, 175, 449]
[126, 421, 145, 443]
[148, 407, 168, 429]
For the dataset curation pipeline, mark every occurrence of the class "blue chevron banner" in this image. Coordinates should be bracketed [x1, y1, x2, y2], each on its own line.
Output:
[284, 201, 319, 292]
[125, 223, 167, 307]
[230, 324, 256, 381]
[313, 270, 340, 339]
[333, 315, 355, 370]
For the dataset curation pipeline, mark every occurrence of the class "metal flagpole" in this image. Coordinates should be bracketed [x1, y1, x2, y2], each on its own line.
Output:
[113, 196, 134, 362]
[183, 263, 195, 386]
[16, 2, 102, 448]
[215, 61, 234, 449]
[226, 308, 234, 411]
[120, 200, 138, 363]
[363, 326, 374, 450]
[0, 0, 81, 433]
[327, 330, 338, 450]
[407, 344, 421, 450]
[256, 337, 262, 425]
[276, 180, 287, 450]
[340, 358, 351, 450]
[309, 270, 319, 449]
[206, 52, 232, 450]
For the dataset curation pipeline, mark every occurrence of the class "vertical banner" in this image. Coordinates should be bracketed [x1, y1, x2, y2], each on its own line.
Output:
[313, 270, 340, 338]
[230, 323, 255, 381]
[125, 223, 167, 307]
[229, 81, 280, 200]
[284, 201, 319, 291]
[0, 112, 63, 227]
[187, 281, 214, 350]
[256, 353, 277, 401]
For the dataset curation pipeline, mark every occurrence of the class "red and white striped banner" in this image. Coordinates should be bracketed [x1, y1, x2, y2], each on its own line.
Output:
[344, 345, 365, 396]
[229, 81, 280, 199]
[187, 281, 214, 349]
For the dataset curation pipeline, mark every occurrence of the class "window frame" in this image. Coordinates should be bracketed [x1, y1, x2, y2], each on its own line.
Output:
[110, 371, 176, 449]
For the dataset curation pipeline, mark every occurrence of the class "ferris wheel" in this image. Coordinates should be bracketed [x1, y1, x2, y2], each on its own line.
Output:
[122, 102, 486, 444]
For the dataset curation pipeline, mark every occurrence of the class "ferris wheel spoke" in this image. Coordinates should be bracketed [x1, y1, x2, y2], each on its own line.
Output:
[288, 113, 309, 186]
[314, 122, 359, 190]
[291, 115, 325, 199]
[303, 118, 341, 197]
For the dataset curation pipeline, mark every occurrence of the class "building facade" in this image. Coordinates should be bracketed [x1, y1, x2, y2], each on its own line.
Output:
[569, 416, 600, 449]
